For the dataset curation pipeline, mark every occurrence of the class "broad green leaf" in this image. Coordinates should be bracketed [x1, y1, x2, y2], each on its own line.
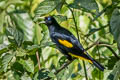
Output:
[35, 0, 61, 16]
[107, 56, 118, 70]
[0, 11, 5, 33]
[34, 68, 50, 80]
[56, 0, 65, 13]
[0, 44, 8, 55]
[13, 71, 20, 80]
[10, 12, 34, 41]
[6, 27, 23, 46]
[0, 43, 16, 55]
[23, 41, 34, 46]
[15, 48, 27, 57]
[39, 24, 50, 45]
[34, 68, 55, 80]
[54, 15, 67, 23]
[6, 0, 23, 4]
[12, 62, 24, 73]
[0, 0, 22, 9]
[26, 45, 40, 55]
[48, 71, 56, 78]
[69, 0, 99, 14]
[110, 8, 120, 50]
[92, 68, 104, 80]
[34, 23, 43, 44]
[19, 58, 34, 73]
[21, 72, 32, 80]
[107, 60, 120, 80]
[41, 41, 56, 48]
[26, 45, 40, 50]
[2, 53, 15, 72]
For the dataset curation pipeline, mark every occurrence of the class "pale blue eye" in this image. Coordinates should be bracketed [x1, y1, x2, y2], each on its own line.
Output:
[47, 17, 51, 21]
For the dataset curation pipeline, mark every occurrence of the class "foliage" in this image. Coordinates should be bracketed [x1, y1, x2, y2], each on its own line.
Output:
[0, 0, 120, 80]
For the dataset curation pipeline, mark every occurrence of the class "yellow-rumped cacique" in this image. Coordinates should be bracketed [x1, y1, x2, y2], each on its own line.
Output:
[44, 16, 105, 71]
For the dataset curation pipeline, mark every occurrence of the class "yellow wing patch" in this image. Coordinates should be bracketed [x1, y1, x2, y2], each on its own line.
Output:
[68, 53, 93, 64]
[58, 39, 73, 48]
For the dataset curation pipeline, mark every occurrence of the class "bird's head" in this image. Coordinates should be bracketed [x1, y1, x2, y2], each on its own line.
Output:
[44, 16, 56, 26]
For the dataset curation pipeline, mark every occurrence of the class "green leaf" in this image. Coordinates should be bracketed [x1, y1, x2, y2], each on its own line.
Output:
[54, 15, 67, 23]
[21, 72, 32, 80]
[0, 0, 23, 9]
[6, 0, 23, 5]
[107, 56, 118, 70]
[26, 45, 40, 55]
[19, 58, 34, 73]
[0, 44, 8, 55]
[86, 28, 101, 36]
[34, 68, 50, 80]
[0, 11, 5, 33]
[6, 27, 23, 46]
[41, 41, 56, 48]
[16, 48, 27, 57]
[26, 45, 40, 50]
[2, 53, 15, 72]
[107, 60, 120, 80]
[110, 8, 120, 51]
[59, 56, 67, 66]
[48, 71, 56, 78]
[56, 0, 64, 13]
[34, 23, 43, 44]
[35, 0, 61, 16]
[92, 68, 104, 80]
[12, 62, 24, 73]
[23, 41, 34, 46]
[0, 43, 16, 55]
[10, 12, 34, 41]
[69, 0, 99, 14]
[13, 71, 20, 80]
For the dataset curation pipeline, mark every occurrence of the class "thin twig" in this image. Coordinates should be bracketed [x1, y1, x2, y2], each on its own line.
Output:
[55, 59, 75, 75]
[96, 46, 101, 80]
[85, 24, 109, 37]
[36, 51, 41, 70]
[68, 7, 88, 80]
[99, 44, 120, 59]
[69, 8, 80, 41]
[85, 39, 99, 50]
[92, 4, 114, 22]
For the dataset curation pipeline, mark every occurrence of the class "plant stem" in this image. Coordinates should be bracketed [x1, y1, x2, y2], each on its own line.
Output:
[36, 51, 41, 70]
[68, 7, 88, 80]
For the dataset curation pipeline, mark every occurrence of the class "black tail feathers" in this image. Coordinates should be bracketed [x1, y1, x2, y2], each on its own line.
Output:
[92, 59, 105, 71]
[86, 53, 105, 71]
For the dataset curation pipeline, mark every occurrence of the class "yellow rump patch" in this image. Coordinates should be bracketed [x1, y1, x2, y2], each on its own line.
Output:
[68, 53, 93, 64]
[58, 39, 73, 48]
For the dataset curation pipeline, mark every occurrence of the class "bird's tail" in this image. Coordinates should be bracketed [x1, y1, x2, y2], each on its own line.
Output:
[68, 52, 105, 71]
[91, 58, 105, 71]
[86, 53, 105, 71]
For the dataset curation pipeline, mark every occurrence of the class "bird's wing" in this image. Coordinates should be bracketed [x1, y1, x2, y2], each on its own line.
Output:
[51, 31, 93, 61]
[51, 31, 85, 53]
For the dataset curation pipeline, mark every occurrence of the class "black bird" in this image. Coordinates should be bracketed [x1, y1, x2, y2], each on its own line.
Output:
[44, 16, 105, 71]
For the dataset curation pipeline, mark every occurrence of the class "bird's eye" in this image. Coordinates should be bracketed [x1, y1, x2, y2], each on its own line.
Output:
[47, 17, 51, 21]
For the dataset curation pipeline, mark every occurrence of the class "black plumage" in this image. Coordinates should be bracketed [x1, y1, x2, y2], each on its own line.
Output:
[44, 16, 105, 71]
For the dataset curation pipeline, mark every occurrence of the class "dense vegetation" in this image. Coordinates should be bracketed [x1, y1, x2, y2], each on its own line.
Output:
[0, 0, 120, 80]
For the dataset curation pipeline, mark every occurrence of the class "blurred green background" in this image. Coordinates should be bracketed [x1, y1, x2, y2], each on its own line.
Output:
[0, 0, 120, 80]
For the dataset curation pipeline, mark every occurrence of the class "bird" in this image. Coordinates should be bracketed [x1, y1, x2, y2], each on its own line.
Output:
[44, 16, 105, 71]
